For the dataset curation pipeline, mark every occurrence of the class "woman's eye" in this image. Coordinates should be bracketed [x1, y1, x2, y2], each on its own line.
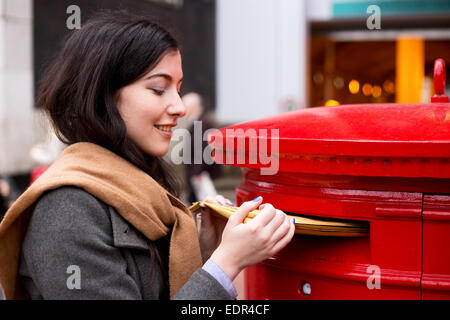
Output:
[151, 88, 165, 96]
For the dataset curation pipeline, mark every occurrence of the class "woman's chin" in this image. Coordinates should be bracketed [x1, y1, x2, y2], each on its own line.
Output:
[149, 146, 170, 158]
[135, 142, 169, 158]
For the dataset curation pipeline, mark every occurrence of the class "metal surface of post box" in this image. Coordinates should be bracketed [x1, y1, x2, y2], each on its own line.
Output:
[208, 59, 450, 299]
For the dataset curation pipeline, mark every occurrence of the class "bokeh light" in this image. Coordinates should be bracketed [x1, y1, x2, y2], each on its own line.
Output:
[383, 80, 395, 94]
[333, 77, 344, 89]
[348, 80, 360, 94]
[362, 83, 373, 96]
[372, 85, 382, 98]
[325, 99, 340, 107]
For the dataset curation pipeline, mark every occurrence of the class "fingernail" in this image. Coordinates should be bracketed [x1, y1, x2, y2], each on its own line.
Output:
[292, 218, 295, 225]
[252, 196, 262, 202]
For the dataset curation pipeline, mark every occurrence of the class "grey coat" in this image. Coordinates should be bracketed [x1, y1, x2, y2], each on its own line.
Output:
[18, 186, 232, 300]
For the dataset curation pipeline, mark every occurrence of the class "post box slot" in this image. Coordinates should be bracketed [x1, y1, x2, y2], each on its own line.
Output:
[190, 201, 369, 237]
[286, 211, 370, 237]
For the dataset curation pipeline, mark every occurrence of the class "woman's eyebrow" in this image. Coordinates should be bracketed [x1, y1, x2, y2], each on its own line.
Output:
[144, 73, 183, 83]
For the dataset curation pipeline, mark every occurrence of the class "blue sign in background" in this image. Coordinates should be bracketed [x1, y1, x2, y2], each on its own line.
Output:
[332, 0, 450, 18]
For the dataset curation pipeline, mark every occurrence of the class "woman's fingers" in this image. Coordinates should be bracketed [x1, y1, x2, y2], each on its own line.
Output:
[263, 209, 287, 236]
[248, 203, 276, 229]
[210, 196, 296, 277]
[270, 217, 295, 254]
[249, 204, 294, 257]
[267, 214, 291, 246]
[228, 197, 263, 227]
[204, 195, 294, 257]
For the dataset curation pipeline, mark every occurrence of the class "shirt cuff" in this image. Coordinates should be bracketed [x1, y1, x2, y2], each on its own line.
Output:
[202, 259, 238, 299]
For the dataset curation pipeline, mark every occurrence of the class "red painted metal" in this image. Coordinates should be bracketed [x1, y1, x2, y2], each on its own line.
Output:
[209, 102, 450, 177]
[237, 171, 425, 300]
[208, 59, 450, 299]
[422, 194, 450, 299]
[431, 59, 449, 103]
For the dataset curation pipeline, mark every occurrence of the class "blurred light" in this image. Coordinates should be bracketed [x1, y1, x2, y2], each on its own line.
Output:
[362, 83, 373, 96]
[349, 80, 360, 94]
[333, 77, 344, 89]
[313, 72, 324, 85]
[383, 80, 395, 94]
[372, 85, 382, 98]
[325, 99, 340, 107]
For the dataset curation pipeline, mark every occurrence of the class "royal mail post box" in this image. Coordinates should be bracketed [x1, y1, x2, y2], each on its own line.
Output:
[208, 59, 450, 299]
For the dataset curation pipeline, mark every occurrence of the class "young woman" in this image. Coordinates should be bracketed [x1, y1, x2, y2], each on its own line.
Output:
[0, 11, 294, 300]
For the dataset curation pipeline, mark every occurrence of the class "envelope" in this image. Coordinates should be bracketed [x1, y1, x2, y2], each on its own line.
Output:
[189, 201, 369, 237]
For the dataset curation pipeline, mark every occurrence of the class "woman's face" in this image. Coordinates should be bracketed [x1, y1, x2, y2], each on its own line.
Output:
[116, 49, 185, 157]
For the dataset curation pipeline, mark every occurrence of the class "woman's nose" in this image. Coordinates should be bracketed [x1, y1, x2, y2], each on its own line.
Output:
[168, 92, 187, 118]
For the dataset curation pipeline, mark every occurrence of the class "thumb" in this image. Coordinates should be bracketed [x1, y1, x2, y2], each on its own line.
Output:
[227, 196, 263, 227]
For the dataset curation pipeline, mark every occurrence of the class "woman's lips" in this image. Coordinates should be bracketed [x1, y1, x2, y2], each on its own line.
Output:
[154, 125, 173, 138]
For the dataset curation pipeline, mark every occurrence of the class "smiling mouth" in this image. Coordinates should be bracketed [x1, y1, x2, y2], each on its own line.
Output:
[154, 125, 172, 132]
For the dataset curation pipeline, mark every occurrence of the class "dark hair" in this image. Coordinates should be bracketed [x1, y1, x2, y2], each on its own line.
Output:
[37, 11, 182, 196]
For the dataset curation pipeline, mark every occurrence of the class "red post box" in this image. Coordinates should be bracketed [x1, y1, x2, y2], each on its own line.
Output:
[208, 59, 450, 299]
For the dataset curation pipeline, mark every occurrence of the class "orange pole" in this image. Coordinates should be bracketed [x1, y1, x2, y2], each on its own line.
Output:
[396, 37, 424, 103]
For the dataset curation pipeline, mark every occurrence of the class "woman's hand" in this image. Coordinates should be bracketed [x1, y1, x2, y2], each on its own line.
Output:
[196, 194, 233, 262]
[209, 196, 295, 281]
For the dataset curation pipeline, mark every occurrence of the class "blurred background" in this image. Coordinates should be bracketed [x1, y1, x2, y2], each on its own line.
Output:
[0, 0, 450, 297]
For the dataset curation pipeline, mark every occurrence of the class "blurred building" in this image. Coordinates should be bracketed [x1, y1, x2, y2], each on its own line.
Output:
[217, 0, 450, 124]
[307, 0, 450, 108]
[0, 0, 34, 190]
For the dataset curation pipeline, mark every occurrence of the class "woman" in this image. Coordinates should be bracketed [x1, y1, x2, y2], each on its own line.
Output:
[0, 11, 294, 300]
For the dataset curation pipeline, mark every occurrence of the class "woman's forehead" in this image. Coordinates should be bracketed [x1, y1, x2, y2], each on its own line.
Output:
[147, 50, 183, 80]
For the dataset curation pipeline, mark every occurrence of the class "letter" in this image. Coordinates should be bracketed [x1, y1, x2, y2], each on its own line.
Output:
[233, 304, 240, 314]
[209, 130, 224, 165]
[255, 305, 262, 315]
[203, 128, 218, 165]
[208, 307, 215, 318]
[366, 265, 381, 289]
[181, 307, 187, 315]
[242, 305, 249, 314]
[366, 5, 381, 30]
[259, 129, 279, 176]
[233, 128, 258, 165]
[226, 305, 232, 314]
[66, 5, 81, 30]
[264, 305, 269, 314]
[190, 305, 197, 315]
[193, 120, 203, 164]
[225, 129, 235, 165]
[170, 128, 191, 164]
[66, 265, 81, 290]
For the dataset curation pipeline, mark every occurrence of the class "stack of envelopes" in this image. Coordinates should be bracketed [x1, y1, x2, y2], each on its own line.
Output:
[189, 201, 369, 237]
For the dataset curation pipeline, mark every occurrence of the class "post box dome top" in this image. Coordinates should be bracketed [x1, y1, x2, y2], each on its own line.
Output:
[208, 60, 450, 178]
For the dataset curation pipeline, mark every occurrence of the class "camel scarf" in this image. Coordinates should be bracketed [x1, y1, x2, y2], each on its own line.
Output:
[0, 142, 202, 299]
